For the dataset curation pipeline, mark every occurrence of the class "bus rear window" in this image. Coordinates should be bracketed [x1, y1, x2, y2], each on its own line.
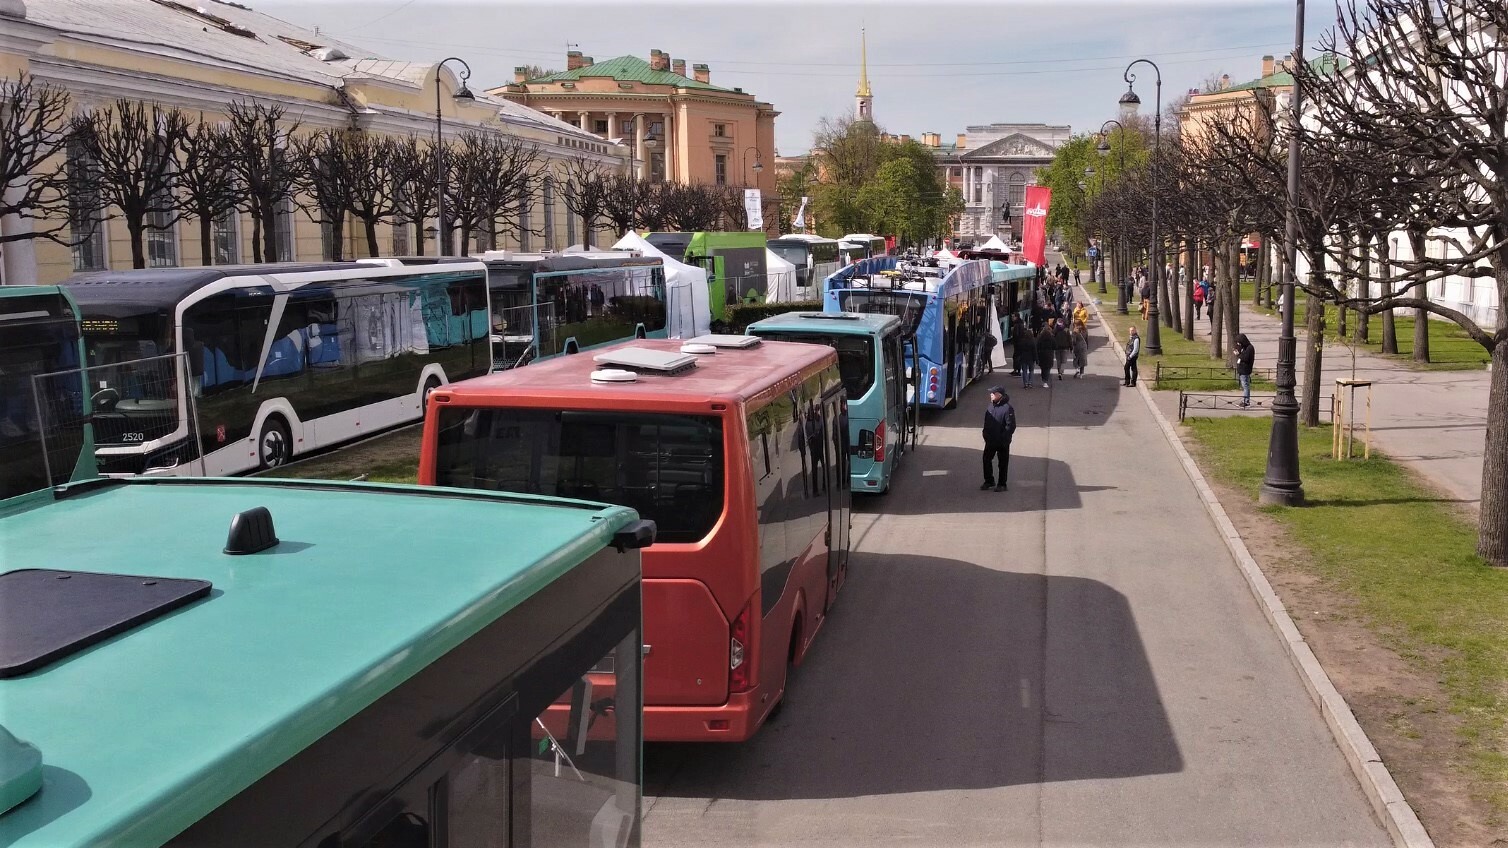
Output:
[433, 408, 723, 544]
[753, 332, 874, 401]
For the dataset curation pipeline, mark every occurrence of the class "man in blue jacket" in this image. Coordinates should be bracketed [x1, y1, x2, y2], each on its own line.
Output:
[981, 386, 1017, 492]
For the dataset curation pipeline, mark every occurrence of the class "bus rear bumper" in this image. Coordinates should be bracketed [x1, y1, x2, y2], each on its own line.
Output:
[644, 690, 772, 742]
[850, 463, 887, 493]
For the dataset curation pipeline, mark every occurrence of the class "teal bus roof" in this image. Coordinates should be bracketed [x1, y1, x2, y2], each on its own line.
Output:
[0, 478, 639, 847]
[991, 262, 1036, 282]
[747, 311, 900, 336]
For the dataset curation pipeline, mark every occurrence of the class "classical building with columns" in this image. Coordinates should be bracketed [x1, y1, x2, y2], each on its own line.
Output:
[0, 0, 625, 284]
[928, 123, 1071, 246]
[490, 50, 778, 200]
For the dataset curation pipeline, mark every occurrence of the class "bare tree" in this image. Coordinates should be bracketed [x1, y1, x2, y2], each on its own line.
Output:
[0, 73, 72, 257]
[390, 135, 436, 256]
[175, 117, 244, 265]
[558, 157, 611, 247]
[447, 132, 542, 255]
[344, 134, 398, 258]
[225, 101, 302, 262]
[635, 180, 673, 232]
[662, 183, 724, 231]
[71, 99, 190, 268]
[601, 173, 643, 236]
[293, 129, 356, 261]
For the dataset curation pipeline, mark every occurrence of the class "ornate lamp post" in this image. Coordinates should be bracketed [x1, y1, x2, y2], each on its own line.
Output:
[1120, 59, 1163, 354]
[742, 146, 764, 184]
[1097, 119, 1127, 307]
[1260, 0, 1306, 506]
[434, 57, 474, 257]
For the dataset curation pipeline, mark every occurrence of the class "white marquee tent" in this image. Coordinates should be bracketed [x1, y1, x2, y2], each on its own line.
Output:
[611, 232, 712, 338]
[978, 235, 1011, 253]
[762, 249, 800, 304]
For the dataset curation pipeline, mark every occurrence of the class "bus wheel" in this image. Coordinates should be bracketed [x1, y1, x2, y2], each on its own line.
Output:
[422, 376, 442, 408]
[635, 326, 647, 340]
[769, 620, 803, 722]
[257, 417, 291, 470]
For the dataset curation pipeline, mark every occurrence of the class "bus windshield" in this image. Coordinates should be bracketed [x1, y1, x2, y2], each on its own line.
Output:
[751, 331, 874, 401]
[835, 290, 927, 336]
[768, 244, 809, 267]
[433, 408, 724, 544]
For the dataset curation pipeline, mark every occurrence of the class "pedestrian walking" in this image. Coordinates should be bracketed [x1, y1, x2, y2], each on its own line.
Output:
[1206, 282, 1216, 322]
[1071, 321, 1089, 377]
[1192, 277, 1205, 317]
[1036, 323, 1056, 388]
[983, 331, 998, 374]
[1016, 322, 1037, 387]
[1073, 301, 1088, 328]
[980, 386, 1017, 492]
[1123, 326, 1141, 387]
[1009, 316, 1025, 375]
[1139, 291, 1150, 321]
[1235, 333, 1255, 407]
[1053, 318, 1071, 378]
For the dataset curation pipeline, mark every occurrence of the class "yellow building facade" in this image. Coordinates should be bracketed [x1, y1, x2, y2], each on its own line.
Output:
[0, 0, 630, 285]
[490, 51, 778, 203]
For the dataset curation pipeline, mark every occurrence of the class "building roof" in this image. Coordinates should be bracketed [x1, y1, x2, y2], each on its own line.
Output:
[0, 477, 636, 848]
[16, 0, 602, 141]
[1219, 53, 1346, 93]
[526, 55, 737, 94]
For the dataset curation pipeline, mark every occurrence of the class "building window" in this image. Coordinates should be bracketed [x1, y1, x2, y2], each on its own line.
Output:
[543, 178, 556, 249]
[274, 197, 295, 261]
[67, 137, 107, 271]
[594, 119, 609, 135]
[519, 202, 531, 252]
[145, 183, 178, 267]
[1008, 174, 1027, 210]
[392, 222, 409, 255]
[650, 153, 666, 183]
[621, 119, 634, 135]
[567, 206, 577, 248]
[211, 210, 239, 264]
[715, 154, 727, 186]
[713, 123, 727, 138]
[650, 121, 664, 136]
[973, 183, 983, 204]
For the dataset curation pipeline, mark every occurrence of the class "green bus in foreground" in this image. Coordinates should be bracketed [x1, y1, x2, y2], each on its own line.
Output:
[0, 474, 652, 847]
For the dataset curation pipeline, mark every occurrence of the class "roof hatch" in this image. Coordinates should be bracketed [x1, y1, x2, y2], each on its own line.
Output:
[592, 346, 698, 375]
[797, 312, 861, 321]
[685, 334, 762, 349]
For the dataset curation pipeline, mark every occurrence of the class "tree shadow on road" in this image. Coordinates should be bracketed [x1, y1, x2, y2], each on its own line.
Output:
[645, 552, 1182, 800]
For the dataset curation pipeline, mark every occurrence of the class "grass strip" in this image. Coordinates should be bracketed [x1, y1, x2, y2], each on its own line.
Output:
[1090, 298, 1273, 392]
[1183, 415, 1508, 813]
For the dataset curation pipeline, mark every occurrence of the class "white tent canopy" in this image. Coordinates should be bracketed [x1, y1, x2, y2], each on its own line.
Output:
[762, 249, 800, 304]
[933, 248, 957, 261]
[978, 235, 1010, 253]
[611, 232, 711, 338]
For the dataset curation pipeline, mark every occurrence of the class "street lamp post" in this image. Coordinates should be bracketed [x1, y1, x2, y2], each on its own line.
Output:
[1121, 59, 1162, 354]
[434, 57, 474, 257]
[742, 146, 764, 185]
[1260, 0, 1306, 506]
[1097, 119, 1126, 306]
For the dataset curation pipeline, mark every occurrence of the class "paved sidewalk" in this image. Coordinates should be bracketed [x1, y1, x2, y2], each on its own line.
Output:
[1114, 289, 1488, 513]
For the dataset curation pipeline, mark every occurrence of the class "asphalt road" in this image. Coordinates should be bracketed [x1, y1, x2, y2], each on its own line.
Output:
[642, 312, 1390, 846]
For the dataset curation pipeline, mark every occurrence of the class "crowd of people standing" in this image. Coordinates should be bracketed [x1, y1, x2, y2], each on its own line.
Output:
[1009, 265, 1089, 388]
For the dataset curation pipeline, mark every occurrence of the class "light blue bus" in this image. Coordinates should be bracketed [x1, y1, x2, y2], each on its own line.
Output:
[823, 256, 997, 409]
[747, 311, 910, 494]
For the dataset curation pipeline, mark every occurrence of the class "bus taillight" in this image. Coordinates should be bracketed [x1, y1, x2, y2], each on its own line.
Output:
[874, 419, 886, 463]
[729, 599, 754, 693]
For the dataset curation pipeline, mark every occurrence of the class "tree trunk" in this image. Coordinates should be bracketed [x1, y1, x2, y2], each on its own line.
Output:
[1166, 239, 1183, 335]
[1335, 230, 1350, 341]
[1414, 302, 1431, 362]
[1211, 241, 1226, 359]
[414, 217, 427, 257]
[1225, 239, 1240, 367]
[330, 219, 344, 261]
[1482, 339, 1508, 566]
[128, 219, 146, 269]
[364, 219, 380, 257]
[1183, 236, 1197, 341]
[1380, 239, 1397, 353]
[260, 207, 278, 263]
[199, 217, 214, 266]
[1354, 234, 1370, 344]
[251, 214, 263, 263]
[1301, 287, 1325, 428]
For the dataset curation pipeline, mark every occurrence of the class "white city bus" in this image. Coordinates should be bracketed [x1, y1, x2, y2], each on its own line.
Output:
[62, 259, 489, 476]
[767, 235, 843, 298]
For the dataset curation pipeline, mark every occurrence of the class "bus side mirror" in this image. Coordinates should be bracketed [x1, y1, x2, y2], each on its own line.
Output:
[612, 519, 657, 551]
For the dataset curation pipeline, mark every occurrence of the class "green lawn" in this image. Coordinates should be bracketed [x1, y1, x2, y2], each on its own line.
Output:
[262, 427, 421, 484]
[1183, 416, 1508, 813]
[1346, 313, 1491, 371]
[1093, 303, 1273, 392]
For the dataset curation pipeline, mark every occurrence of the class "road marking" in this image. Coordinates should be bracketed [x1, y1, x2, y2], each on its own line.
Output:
[921, 469, 949, 477]
[1020, 677, 1031, 709]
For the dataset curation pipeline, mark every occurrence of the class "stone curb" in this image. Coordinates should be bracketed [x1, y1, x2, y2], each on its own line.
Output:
[1082, 290, 1434, 848]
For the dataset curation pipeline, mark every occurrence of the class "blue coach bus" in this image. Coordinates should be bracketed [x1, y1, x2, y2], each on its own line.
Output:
[823, 256, 996, 409]
[747, 311, 910, 494]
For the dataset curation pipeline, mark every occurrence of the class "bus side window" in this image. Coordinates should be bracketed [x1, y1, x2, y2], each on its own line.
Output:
[882, 335, 899, 416]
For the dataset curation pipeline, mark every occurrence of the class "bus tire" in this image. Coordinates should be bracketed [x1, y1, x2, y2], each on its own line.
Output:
[564, 339, 580, 355]
[422, 376, 442, 408]
[635, 325, 647, 340]
[257, 416, 291, 471]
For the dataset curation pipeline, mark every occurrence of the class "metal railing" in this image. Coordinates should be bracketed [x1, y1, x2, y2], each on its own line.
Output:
[1178, 391, 1332, 423]
[1155, 362, 1275, 383]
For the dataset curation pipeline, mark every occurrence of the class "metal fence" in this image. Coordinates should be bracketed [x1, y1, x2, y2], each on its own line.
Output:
[1156, 362, 1275, 383]
[1178, 391, 1332, 423]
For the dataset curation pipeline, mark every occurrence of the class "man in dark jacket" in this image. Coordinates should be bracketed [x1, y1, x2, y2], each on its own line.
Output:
[1235, 333, 1255, 407]
[981, 386, 1017, 492]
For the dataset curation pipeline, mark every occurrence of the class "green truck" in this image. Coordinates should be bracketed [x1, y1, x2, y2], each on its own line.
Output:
[644, 231, 769, 325]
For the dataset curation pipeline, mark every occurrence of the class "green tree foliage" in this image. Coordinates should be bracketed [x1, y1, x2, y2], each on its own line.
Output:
[807, 116, 958, 246]
[1037, 126, 1148, 258]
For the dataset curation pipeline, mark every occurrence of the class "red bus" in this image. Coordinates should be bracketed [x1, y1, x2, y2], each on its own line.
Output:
[419, 336, 852, 741]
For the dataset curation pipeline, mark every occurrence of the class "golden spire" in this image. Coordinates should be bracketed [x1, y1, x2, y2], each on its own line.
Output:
[856, 27, 872, 98]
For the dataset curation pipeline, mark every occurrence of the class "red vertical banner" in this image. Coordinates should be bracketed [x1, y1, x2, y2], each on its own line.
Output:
[1022, 186, 1052, 267]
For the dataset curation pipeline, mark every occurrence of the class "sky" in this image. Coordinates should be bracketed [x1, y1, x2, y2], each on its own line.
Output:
[257, 0, 1339, 155]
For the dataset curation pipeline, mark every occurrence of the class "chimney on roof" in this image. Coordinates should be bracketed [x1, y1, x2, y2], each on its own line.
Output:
[672, 59, 686, 77]
[650, 49, 669, 72]
[900, 134, 911, 143]
[692, 63, 709, 84]
[514, 66, 530, 83]
[956, 133, 967, 149]
[582, 56, 593, 67]
[1262, 54, 1275, 77]
[567, 50, 586, 71]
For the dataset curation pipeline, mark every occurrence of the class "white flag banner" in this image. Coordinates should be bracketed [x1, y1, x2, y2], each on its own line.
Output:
[744, 188, 763, 231]
[792, 196, 809, 230]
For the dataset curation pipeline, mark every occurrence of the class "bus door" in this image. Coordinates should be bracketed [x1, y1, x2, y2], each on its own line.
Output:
[882, 330, 905, 461]
[823, 384, 850, 604]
